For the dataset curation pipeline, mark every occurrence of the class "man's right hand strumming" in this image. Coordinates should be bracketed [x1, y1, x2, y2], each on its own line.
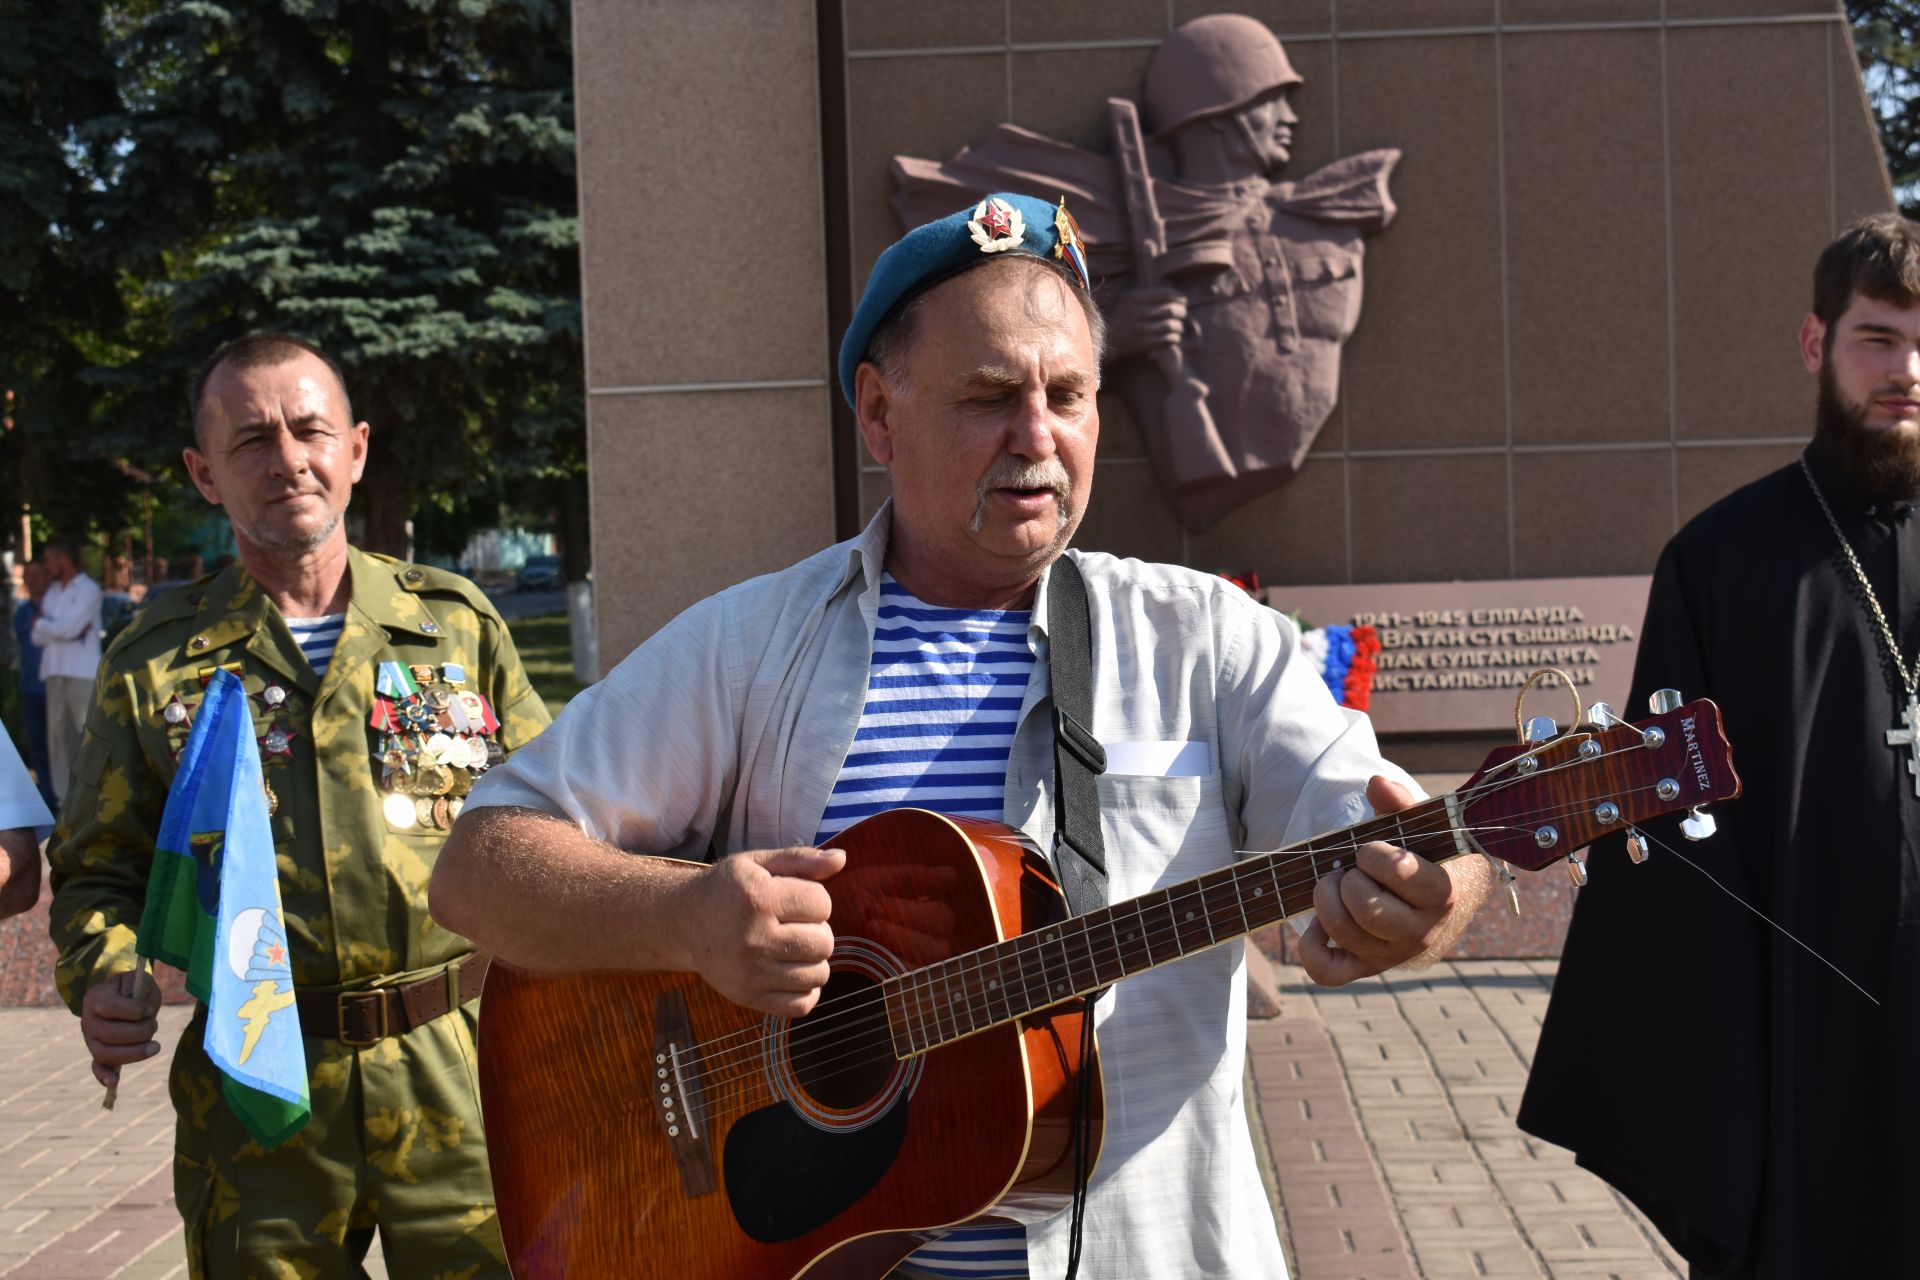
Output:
[671, 846, 844, 1019]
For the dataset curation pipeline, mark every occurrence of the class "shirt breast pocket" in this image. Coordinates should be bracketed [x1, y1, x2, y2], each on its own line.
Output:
[1289, 247, 1363, 340]
[1096, 769, 1232, 902]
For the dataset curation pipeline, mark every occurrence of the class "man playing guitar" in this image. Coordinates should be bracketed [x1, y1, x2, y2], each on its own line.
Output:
[432, 193, 1490, 1279]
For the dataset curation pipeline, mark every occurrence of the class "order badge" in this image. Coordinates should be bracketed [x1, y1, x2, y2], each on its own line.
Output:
[383, 792, 417, 830]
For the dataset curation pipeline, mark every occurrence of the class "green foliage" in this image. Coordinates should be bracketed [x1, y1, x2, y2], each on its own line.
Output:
[1850, 0, 1920, 214]
[0, 0, 137, 542]
[99, 0, 584, 553]
[6, 0, 583, 561]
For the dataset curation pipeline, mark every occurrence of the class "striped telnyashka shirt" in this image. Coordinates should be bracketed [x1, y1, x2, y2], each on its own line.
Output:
[284, 613, 346, 678]
[815, 576, 1035, 1280]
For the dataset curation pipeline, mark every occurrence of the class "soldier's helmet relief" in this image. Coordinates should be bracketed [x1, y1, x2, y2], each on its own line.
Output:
[1143, 14, 1303, 137]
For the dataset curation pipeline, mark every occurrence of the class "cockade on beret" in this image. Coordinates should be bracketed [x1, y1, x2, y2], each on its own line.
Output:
[837, 192, 1091, 405]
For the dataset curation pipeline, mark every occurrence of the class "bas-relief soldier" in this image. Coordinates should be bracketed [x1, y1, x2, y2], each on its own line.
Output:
[894, 14, 1399, 531]
[46, 333, 549, 1278]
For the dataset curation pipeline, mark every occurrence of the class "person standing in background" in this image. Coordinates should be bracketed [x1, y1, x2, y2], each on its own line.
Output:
[30, 540, 101, 805]
[12, 561, 58, 808]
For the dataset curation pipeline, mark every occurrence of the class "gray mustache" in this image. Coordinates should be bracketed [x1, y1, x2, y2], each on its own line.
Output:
[976, 459, 1069, 496]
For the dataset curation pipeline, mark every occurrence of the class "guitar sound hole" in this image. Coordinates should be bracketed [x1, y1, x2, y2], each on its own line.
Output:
[787, 968, 893, 1111]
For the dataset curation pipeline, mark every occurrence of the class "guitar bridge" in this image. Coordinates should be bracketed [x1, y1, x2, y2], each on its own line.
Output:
[652, 988, 716, 1198]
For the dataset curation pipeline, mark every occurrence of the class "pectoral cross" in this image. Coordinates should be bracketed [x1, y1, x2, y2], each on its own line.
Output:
[1887, 693, 1920, 798]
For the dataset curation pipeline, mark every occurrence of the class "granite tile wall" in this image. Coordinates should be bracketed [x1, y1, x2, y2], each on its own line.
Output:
[574, 1, 1895, 669]
[827, 0, 1892, 602]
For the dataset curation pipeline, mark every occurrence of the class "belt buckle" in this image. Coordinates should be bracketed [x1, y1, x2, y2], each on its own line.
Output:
[337, 991, 389, 1048]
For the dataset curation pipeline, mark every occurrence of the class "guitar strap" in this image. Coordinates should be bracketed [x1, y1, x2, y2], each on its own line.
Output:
[1047, 554, 1107, 1280]
[1046, 554, 1108, 920]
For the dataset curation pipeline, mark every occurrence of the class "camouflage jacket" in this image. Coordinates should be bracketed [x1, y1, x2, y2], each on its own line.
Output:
[48, 548, 550, 1011]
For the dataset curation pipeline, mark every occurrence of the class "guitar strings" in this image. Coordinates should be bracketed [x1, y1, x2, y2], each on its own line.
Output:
[670, 783, 1675, 1119]
[662, 736, 1667, 1103]
[664, 731, 1644, 1091]
[677, 794, 1664, 1114]
[1637, 827, 1882, 1006]
[672, 750, 1686, 1109]
[668, 748, 1663, 1108]
[672, 805, 1651, 1128]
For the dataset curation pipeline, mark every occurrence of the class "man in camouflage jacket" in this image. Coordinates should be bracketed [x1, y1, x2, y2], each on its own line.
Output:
[47, 333, 548, 1278]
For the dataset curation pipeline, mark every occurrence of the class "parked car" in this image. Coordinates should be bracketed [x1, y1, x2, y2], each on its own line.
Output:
[516, 554, 564, 592]
[100, 591, 138, 645]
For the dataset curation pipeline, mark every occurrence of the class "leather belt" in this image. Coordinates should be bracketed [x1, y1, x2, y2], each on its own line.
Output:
[295, 954, 490, 1047]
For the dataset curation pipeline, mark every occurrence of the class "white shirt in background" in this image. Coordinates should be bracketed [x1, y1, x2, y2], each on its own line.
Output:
[31, 572, 103, 682]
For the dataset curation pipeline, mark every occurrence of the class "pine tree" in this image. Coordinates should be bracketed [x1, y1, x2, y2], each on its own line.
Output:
[0, 0, 137, 545]
[93, 0, 584, 558]
[1850, 0, 1920, 214]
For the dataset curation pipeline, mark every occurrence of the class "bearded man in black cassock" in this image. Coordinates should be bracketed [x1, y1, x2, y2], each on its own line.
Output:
[1519, 213, 1920, 1277]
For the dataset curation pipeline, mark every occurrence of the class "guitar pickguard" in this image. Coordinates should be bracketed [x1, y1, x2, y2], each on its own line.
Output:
[723, 1093, 911, 1243]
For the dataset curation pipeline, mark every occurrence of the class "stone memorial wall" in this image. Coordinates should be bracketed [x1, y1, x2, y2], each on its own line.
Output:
[574, 1, 1894, 688]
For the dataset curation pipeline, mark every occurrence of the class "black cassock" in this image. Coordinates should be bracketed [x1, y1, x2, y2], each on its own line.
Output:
[1519, 447, 1920, 1278]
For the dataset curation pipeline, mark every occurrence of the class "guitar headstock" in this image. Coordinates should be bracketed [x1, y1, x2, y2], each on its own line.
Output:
[1460, 697, 1741, 873]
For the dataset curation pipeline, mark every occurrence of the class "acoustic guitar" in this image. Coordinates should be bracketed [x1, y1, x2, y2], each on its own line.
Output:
[477, 697, 1740, 1279]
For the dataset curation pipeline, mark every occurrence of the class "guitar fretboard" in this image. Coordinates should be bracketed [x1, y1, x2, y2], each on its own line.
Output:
[880, 796, 1463, 1057]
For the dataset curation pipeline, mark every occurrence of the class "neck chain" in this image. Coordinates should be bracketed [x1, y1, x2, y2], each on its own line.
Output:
[1800, 455, 1920, 796]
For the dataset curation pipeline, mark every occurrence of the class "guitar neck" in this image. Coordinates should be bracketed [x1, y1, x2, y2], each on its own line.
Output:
[881, 796, 1467, 1058]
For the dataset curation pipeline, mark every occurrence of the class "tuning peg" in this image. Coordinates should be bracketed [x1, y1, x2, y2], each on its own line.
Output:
[1625, 827, 1650, 863]
[1649, 688, 1684, 715]
[1564, 848, 1589, 887]
[1586, 701, 1624, 728]
[1524, 715, 1558, 743]
[1681, 807, 1717, 841]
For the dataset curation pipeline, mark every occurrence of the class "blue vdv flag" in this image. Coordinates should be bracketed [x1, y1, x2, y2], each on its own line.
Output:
[138, 669, 309, 1145]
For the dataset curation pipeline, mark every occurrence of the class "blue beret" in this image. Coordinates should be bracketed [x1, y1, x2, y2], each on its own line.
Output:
[837, 192, 1091, 406]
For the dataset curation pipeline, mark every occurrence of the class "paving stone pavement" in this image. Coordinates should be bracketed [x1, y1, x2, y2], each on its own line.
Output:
[0, 954, 1676, 1279]
[0, 1007, 385, 1279]
[1255, 958, 1687, 1280]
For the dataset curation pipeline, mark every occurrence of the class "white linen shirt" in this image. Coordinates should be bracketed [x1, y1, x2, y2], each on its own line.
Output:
[30, 572, 102, 681]
[466, 504, 1414, 1280]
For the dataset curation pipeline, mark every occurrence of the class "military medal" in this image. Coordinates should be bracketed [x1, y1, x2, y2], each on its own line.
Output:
[384, 792, 417, 830]
[254, 683, 291, 717]
[259, 723, 297, 760]
[369, 696, 398, 733]
[432, 797, 451, 830]
[370, 659, 486, 803]
[262, 777, 279, 817]
[452, 691, 500, 736]
[162, 695, 194, 727]
[381, 742, 411, 790]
